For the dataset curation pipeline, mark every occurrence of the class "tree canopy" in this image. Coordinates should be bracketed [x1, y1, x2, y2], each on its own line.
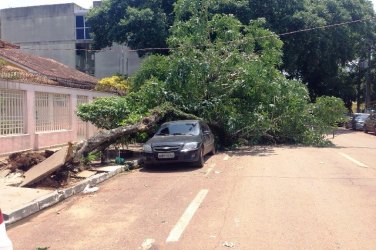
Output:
[87, 0, 376, 107]
[79, 0, 347, 147]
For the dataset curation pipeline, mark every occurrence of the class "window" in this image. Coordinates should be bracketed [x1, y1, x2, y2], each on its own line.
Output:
[76, 43, 95, 75]
[35, 92, 71, 132]
[76, 16, 84, 27]
[0, 89, 25, 135]
[76, 15, 91, 40]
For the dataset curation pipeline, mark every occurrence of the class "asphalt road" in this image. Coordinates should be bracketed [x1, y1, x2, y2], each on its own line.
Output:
[7, 129, 376, 250]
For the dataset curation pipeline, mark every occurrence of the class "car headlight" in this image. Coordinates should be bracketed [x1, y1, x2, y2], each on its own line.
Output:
[143, 144, 152, 153]
[181, 142, 199, 152]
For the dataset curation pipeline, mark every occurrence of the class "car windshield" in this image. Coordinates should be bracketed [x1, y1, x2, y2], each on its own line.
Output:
[355, 114, 369, 121]
[156, 123, 199, 136]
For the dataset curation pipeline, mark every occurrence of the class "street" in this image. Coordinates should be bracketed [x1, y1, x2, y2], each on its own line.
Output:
[7, 130, 376, 250]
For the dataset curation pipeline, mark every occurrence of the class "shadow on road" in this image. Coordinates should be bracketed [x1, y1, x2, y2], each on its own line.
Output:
[334, 146, 376, 150]
[140, 155, 215, 173]
[334, 128, 363, 135]
[225, 146, 277, 157]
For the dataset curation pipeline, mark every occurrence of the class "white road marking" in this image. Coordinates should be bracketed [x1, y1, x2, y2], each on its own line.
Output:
[205, 163, 216, 176]
[223, 154, 230, 161]
[166, 189, 209, 242]
[338, 153, 368, 168]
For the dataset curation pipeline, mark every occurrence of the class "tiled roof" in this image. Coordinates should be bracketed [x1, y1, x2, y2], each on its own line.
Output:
[0, 40, 19, 49]
[0, 40, 98, 90]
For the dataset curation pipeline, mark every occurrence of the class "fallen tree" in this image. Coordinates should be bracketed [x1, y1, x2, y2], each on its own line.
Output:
[72, 104, 199, 163]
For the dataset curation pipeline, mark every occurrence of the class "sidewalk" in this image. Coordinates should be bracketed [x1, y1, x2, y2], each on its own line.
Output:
[0, 159, 141, 225]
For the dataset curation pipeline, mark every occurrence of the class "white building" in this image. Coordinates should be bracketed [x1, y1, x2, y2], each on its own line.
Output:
[0, 2, 142, 78]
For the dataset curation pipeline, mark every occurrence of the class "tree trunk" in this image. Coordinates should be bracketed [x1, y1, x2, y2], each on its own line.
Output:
[71, 105, 199, 163]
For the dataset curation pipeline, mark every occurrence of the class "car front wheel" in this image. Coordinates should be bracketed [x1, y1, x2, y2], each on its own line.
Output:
[194, 147, 205, 168]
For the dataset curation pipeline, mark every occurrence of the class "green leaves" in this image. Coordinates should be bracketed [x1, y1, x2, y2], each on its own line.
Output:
[76, 97, 130, 130]
[81, 0, 351, 147]
[311, 96, 347, 130]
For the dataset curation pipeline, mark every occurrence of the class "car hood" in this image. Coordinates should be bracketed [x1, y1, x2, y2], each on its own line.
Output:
[146, 135, 201, 146]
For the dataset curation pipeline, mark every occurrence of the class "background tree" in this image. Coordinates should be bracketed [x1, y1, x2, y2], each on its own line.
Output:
[87, 0, 173, 56]
[95, 75, 130, 95]
[88, 0, 376, 106]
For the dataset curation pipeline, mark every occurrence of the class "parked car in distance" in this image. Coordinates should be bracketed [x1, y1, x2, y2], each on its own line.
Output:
[349, 113, 370, 130]
[364, 113, 376, 135]
[143, 120, 215, 167]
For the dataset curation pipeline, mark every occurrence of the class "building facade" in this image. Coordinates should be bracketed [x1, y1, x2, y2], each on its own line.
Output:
[0, 2, 142, 78]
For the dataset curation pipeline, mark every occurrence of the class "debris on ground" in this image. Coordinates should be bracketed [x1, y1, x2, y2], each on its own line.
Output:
[74, 170, 97, 179]
[0, 143, 141, 189]
[0, 171, 23, 186]
[8, 151, 46, 172]
[115, 157, 125, 165]
[140, 238, 155, 250]
[82, 184, 99, 194]
[0, 169, 11, 178]
[35, 176, 63, 189]
[20, 145, 73, 187]
[0, 160, 8, 170]
[223, 241, 235, 248]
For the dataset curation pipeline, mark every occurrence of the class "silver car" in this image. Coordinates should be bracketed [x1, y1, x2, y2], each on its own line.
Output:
[351, 113, 370, 130]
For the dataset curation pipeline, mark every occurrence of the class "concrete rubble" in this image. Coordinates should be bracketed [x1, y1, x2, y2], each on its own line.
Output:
[21, 145, 72, 187]
[0, 146, 143, 225]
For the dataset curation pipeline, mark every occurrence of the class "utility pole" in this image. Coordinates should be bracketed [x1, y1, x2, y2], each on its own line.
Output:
[365, 44, 372, 112]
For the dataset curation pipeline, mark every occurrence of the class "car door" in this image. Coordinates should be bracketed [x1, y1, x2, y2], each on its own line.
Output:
[371, 114, 376, 132]
[201, 122, 214, 155]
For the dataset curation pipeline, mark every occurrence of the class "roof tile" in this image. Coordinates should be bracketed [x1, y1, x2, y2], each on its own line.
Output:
[0, 40, 98, 90]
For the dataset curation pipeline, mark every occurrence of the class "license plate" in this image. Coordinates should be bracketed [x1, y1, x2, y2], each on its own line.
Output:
[158, 152, 175, 159]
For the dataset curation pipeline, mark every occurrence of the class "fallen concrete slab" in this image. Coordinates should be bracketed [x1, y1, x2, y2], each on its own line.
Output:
[20, 145, 72, 187]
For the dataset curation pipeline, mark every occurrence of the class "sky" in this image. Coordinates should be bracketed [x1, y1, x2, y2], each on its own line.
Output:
[0, 0, 375, 11]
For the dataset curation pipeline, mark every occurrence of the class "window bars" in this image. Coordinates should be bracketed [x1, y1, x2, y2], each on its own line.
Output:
[0, 89, 26, 135]
[35, 92, 71, 132]
[76, 95, 88, 139]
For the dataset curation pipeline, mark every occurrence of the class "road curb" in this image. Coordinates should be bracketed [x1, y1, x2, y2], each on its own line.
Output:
[5, 159, 142, 225]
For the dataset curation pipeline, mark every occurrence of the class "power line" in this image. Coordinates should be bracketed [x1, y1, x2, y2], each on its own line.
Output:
[4, 15, 376, 53]
[259, 16, 376, 39]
